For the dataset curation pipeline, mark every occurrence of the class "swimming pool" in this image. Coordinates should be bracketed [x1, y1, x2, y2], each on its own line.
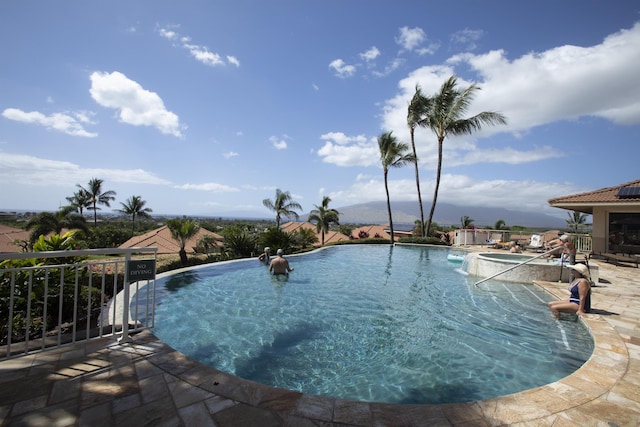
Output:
[146, 244, 593, 404]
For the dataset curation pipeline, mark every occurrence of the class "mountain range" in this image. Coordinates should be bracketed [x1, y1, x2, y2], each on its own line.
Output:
[304, 201, 567, 230]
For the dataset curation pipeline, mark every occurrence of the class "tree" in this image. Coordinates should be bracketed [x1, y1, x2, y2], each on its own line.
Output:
[65, 189, 91, 215]
[166, 217, 200, 266]
[78, 178, 117, 226]
[308, 196, 340, 246]
[378, 131, 416, 243]
[461, 215, 474, 229]
[262, 189, 302, 228]
[407, 85, 431, 237]
[117, 195, 153, 237]
[566, 210, 588, 233]
[494, 219, 507, 230]
[25, 206, 88, 243]
[420, 75, 507, 237]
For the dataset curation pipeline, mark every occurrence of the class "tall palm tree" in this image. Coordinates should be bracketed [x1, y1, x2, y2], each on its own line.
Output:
[407, 84, 431, 237]
[566, 210, 588, 233]
[25, 206, 88, 243]
[65, 189, 91, 215]
[117, 195, 153, 237]
[378, 131, 416, 243]
[262, 189, 302, 228]
[421, 75, 507, 237]
[78, 178, 117, 226]
[166, 217, 200, 266]
[308, 196, 340, 246]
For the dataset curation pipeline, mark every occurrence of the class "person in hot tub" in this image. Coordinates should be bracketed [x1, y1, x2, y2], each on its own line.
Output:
[547, 263, 591, 318]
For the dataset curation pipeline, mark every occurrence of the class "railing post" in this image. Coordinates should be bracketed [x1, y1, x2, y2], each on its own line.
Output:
[119, 253, 133, 344]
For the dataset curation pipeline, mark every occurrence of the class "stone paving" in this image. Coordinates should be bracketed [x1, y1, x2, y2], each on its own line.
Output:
[1, 257, 639, 426]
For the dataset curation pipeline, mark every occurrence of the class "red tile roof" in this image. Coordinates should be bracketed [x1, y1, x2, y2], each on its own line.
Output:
[0, 225, 30, 253]
[548, 179, 640, 213]
[280, 222, 350, 245]
[119, 226, 224, 255]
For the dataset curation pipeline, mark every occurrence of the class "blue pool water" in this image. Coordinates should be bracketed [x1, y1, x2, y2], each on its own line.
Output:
[147, 245, 593, 404]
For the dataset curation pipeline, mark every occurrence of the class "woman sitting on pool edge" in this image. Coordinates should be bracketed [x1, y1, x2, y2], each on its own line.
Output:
[269, 248, 294, 277]
[547, 263, 591, 318]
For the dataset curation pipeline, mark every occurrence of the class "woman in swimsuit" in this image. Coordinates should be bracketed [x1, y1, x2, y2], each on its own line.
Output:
[547, 263, 591, 317]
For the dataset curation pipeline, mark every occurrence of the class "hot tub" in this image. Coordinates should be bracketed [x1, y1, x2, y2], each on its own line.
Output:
[464, 252, 599, 283]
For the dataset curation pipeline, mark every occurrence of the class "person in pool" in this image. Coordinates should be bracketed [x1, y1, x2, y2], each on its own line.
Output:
[258, 247, 271, 265]
[547, 263, 592, 318]
[269, 248, 294, 276]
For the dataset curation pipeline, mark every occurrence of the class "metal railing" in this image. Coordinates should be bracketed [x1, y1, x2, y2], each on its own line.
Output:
[0, 247, 157, 360]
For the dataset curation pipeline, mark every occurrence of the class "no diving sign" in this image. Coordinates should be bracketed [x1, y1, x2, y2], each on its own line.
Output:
[127, 259, 156, 282]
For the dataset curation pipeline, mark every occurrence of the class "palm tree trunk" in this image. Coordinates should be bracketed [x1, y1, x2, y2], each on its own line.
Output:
[384, 171, 395, 243]
[409, 129, 425, 237]
[425, 138, 444, 237]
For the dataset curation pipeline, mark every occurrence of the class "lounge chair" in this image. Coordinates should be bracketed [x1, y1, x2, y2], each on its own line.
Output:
[525, 234, 544, 252]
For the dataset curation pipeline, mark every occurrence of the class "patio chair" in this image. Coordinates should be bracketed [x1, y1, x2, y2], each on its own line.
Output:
[525, 234, 544, 252]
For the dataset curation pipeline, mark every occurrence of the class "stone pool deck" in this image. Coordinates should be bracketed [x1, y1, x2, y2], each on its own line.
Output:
[1, 258, 639, 426]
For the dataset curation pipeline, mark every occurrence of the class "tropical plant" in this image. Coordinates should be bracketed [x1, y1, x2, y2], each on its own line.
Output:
[308, 196, 340, 246]
[78, 178, 117, 226]
[25, 206, 88, 243]
[420, 75, 507, 236]
[116, 195, 153, 237]
[566, 210, 588, 233]
[196, 235, 219, 254]
[407, 85, 431, 237]
[166, 217, 200, 265]
[494, 219, 507, 230]
[291, 227, 318, 250]
[461, 215, 474, 229]
[378, 131, 416, 243]
[65, 189, 91, 215]
[258, 227, 292, 255]
[262, 189, 302, 228]
[223, 226, 258, 258]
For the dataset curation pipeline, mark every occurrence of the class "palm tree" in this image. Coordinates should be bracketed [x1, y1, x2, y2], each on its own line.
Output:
[262, 189, 302, 228]
[117, 195, 153, 237]
[308, 196, 340, 246]
[461, 215, 474, 229]
[494, 219, 506, 230]
[566, 210, 588, 233]
[407, 84, 431, 237]
[25, 206, 88, 243]
[78, 178, 117, 226]
[166, 217, 200, 265]
[65, 189, 91, 215]
[378, 131, 416, 243]
[421, 75, 507, 237]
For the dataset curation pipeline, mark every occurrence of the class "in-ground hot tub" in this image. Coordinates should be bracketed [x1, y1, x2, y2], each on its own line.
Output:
[464, 252, 599, 283]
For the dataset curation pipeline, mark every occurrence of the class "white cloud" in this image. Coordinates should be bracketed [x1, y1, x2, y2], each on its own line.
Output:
[223, 151, 239, 159]
[377, 22, 640, 169]
[317, 132, 378, 167]
[360, 46, 380, 61]
[0, 152, 171, 187]
[269, 135, 290, 150]
[157, 25, 240, 67]
[89, 71, 184, 137]
[396, 26, 426, 51]
[2, 108, 97, 137]
[450, 28, 484, 51]
[174, 182, 239, 192]
[329, 59, 356, 78]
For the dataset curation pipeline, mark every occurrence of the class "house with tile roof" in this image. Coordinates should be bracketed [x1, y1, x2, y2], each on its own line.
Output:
[280, 221, 350, 246]
[0, 224, 30, 253]
[548, 179, 640, 255]
[119, 225, 224, 255]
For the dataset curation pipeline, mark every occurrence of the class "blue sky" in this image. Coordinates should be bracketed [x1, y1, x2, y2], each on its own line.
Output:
[1, 1, 639, 221]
